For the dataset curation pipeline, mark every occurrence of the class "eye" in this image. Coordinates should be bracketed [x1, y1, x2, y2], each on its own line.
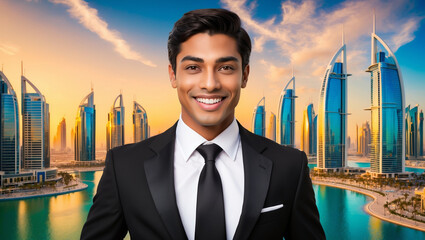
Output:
[219, 65, 235, 72]
[185, 65, 201, 73]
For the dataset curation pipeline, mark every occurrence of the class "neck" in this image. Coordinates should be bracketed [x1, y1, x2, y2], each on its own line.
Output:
[181, 114, 234, 141]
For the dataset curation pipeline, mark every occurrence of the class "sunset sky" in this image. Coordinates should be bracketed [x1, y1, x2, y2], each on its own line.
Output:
[1, 0, 424, 149]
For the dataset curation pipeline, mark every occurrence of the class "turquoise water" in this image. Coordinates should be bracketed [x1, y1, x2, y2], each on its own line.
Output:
[0, 170, 424, 239]
[309, 160, 425, 174]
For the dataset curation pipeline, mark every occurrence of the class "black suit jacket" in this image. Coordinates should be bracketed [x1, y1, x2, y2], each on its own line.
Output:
[81, 122, 325, 239]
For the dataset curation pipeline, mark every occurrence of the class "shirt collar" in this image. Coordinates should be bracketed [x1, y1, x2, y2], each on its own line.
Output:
[176, 116, 240, 162]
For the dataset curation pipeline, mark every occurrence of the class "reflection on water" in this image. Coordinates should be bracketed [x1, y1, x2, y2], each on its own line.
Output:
[1, 171, 425, 240]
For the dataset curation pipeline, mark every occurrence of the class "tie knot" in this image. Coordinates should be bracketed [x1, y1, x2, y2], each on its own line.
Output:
[196, 143, 222, 162]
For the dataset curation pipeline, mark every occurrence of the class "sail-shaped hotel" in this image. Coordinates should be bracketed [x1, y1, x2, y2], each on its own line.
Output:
[366, 14, 405, 177]
[252, 97, 265, 137]
[106, 93, 125, 151]
[133, 101, 149, 142]
[75, 90, 96, 161]
[317, 33, 350, 171]
[277, 73, 296, 146]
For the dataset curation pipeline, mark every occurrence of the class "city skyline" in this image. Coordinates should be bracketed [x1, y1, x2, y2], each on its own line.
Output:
[0, 0, 424, 149]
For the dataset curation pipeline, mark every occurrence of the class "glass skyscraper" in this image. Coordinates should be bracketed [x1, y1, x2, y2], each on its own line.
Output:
[21, 76, 50, 169]
[107, 93, 125, 151]
[267, 112, 276, 142]
[75, 90, 96, 161]
[252, 97, 265, 137]
[367, 14, 405, 176]
[277, 74, 296, 147]
[133, 101, 149, 142]
[405, 105, 423, 159]
[0, 71, 20, 174]
[301, 103, 317, 156]
[317, 36, 350, 170]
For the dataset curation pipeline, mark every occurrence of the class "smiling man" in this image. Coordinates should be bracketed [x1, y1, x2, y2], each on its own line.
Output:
[81, 8, 325, 240]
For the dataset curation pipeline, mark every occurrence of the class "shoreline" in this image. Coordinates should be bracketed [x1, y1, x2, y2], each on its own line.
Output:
[0, 181, 88, 201]
[313, 180, 425, 232]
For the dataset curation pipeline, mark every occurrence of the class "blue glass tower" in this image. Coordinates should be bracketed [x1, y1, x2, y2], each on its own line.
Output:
[301, 104, 316, 155]
[252, 97, 265, 137]
[75, 90, 96, 161]
[21, 75, 50, 169]
[317, 33, 350, 170]
[278, 73, 296, 147]
[405, 105, 423, 159]
[0, 71, 20, 174]
[133, 101, 149, 142]
[367, 14, 405, 176]
[107, 93, 125, 151]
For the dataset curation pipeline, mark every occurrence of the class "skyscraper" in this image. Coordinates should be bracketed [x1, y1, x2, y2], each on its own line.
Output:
[317, 32, 350, 170]
[0, 71, 20, 174]
[405, 105, 423, 159]
[21, 75, 50, 169]
[357, 121, 371, 157]
[267, 112, 276, 142]
[55, 117, 66, 152]
[133, 101, 149, 142]
[75, 90, 96, 161]
[106, 93, 125, 151]
[252, 97, 265, 137]
[367, 13, 405, 176]
[277, 73, 296, 146]
[301, 103, 317, 156]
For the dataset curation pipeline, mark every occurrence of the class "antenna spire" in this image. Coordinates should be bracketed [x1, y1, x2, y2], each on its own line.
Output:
[342, 24, 345, 45]
[21, 61, 23, 76]
[373, 9, 376, 34]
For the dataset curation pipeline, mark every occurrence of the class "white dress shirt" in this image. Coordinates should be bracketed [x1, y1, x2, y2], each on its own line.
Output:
[174, 117, 244, 240]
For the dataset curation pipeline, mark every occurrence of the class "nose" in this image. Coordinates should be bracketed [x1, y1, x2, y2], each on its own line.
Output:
[200, 69, 221, 91]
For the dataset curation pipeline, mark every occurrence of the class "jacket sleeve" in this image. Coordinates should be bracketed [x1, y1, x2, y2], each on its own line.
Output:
[284, 151, 326, 240]
[80, 150, 128, 240]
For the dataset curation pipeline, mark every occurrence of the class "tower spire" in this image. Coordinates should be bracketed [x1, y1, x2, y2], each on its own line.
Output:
[373, 9, 376, 34]
[21, 61, 23, 76]
[342, 24, 345, 45]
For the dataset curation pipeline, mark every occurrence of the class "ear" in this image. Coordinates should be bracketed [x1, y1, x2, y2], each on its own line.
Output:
[241, 64, 249, 88]
[168, 64, 177, 88]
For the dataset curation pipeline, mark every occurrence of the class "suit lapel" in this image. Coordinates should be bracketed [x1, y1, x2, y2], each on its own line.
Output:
[144, 123, 188, 240]
[233, 123, 273, 240]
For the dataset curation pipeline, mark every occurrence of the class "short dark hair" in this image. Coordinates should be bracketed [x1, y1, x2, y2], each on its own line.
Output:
[168, 8, 251, 73]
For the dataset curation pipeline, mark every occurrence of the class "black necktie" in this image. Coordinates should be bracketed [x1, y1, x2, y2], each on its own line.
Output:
[195, 143, 226, 240]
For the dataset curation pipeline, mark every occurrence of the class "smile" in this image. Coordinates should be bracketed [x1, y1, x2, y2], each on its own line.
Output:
[195, 97, 225, 105]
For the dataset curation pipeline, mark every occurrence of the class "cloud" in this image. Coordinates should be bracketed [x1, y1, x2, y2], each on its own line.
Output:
[0, 43, 19, 55]
[50, 0, 156, 67]
[253, 36, 266, 52]
[392, 17, 423, 51]
[259, 59, 292, 83]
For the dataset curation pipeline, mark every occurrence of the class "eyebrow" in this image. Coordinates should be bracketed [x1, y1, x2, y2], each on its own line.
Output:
[180, 56, 239, 63]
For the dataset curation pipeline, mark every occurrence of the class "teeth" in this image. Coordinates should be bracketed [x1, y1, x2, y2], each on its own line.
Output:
[196, 98, 223, 104]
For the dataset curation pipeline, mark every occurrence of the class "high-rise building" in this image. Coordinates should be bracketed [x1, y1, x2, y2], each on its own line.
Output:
[357, 121, 371, 157]
[252, 97, 265, 137]
[277, 73, 296, 146]
[106, 93, 125, 151]
[317, 32, 350, 170]
[21, 75, 50, 169]
[0, 71, 20, 174]
[75, 90, 96, 161]
[54, 117, 66, 152]
[366, 13, 405, 176]
[301, 103, 317, 156]
[405, 105, 423, 159]
[70, 127, 75, 153]
[267, 112, 276, 141]
[133, 101, 149, 142]
[347, 136, 351, 150]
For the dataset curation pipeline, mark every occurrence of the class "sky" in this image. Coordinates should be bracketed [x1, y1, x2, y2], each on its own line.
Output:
[0, 0, 424, 149]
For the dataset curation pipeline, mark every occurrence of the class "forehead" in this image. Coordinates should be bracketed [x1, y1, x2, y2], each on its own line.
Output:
[177, 33, 241, 62]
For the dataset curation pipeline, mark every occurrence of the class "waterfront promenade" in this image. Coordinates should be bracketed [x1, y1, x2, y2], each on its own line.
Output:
[313, 179, 425, 232]
[0, 179, 88, 201]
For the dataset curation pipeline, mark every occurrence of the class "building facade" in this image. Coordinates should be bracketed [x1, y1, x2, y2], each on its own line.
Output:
[252, 97, 265, 137]
[317, 36, 350, 170]
[301, 103, 317, 156]
[75, 90, 96, 161]
[405, 105, 423, 159]
[277, 74, 296, 146]
[21, 76, 50, 169]
[133, 101, 149, 142]
[267, 112, 276, 142]
[107, 93, 125, 151]
[357, 121, 371, 157]
[367, 15, 405, 176]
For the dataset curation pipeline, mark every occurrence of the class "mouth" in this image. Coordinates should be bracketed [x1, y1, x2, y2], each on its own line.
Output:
[195, 97, 226, 105]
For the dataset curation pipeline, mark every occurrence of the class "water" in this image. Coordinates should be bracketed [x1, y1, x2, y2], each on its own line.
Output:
[1, 171, 424, 239]
[309, 160, 425, 174]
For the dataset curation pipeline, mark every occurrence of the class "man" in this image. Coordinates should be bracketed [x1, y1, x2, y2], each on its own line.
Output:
[81, 8, 325, 240]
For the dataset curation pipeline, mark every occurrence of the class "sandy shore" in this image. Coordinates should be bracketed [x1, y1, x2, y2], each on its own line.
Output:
[59, 167, 105, 173]
[0, 180, 88, 201]
[313, 180, 425, 232]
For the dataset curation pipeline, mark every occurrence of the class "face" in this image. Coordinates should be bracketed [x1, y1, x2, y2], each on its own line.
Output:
[169, 33, 249, 137]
